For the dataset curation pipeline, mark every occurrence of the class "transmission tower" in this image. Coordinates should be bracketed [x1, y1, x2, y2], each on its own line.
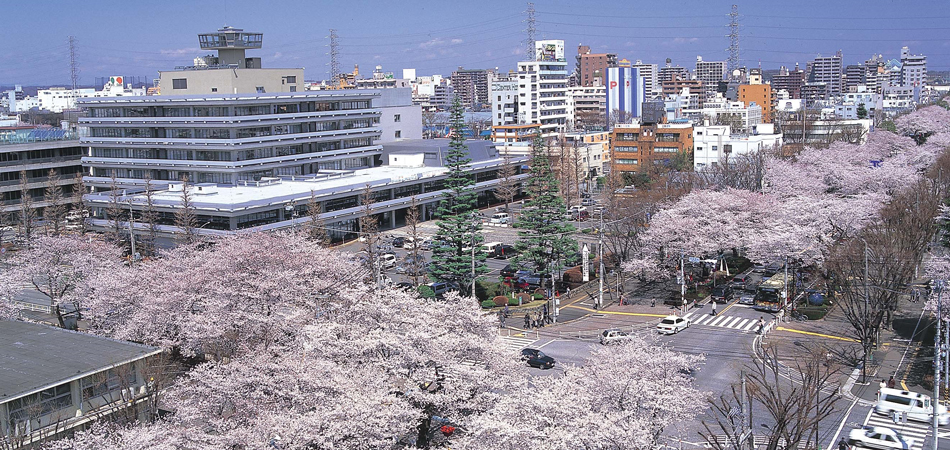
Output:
[328, 29, 341, 87]
[523, 2, 536, 61]
[726, 5, 740, 76]
[68, 36, 80, 92]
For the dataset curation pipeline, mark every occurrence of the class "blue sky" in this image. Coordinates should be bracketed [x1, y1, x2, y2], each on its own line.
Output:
[2, 0, 948, 86]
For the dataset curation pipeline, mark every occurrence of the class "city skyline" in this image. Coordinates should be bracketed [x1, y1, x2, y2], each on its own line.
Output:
[2, 0, 949, 86]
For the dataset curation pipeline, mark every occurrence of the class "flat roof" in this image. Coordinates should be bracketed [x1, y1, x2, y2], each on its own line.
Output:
[78, 90, 377, 105]
[0, 320, 161, 402]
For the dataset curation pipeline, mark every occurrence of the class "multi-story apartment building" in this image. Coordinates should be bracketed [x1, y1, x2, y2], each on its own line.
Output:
[662, 75, 704, 107]
[658, 59, 689, 84]
[610, 120, 693, 175]
[0, 127, 83, 221]
[626, 60, 659, 99]
[844, 64, 866, 91]
[516, 40, 570, 138]
[738, 82, 773, 123]
[578, 48, 617, 87]
[900, 46, 927, 87]
[450, 67, 496, 110]
[808, 51, 844, 96]
[566, 85, 605, 129]
[695, 56, 726, 100]
[772, 64, 807, 99]
[490, 80, 519, 127]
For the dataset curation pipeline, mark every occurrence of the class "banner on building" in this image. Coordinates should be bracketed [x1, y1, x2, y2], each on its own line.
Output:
[605, 67, 644, 125]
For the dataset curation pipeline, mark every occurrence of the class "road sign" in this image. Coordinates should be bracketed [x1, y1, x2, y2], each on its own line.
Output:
[582, 244, 590, 282]
[688, 256, 700, 263]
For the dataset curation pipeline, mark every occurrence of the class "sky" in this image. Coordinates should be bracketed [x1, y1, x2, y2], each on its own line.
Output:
[2, 0, 949, 87]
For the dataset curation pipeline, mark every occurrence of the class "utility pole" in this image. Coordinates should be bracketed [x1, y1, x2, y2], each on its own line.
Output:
[935, 280, 944, 450]
[471, 217, 477, 297]
[680, 251, 686, 315]
[598, 208, 604, 310]
[783, 255, 789, 311]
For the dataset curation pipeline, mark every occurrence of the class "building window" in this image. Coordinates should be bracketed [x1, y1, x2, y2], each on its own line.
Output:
[394, 114, 401, 123]
[712, 145, 718, 151]
[395, 130, 402, 138]
[655, 147, 679, 153]
[285, 76, 297, 84]
[256, 86, 265, 93]
[616, 158, 638, 164]
[211, 87, 218, 92]
[172, 79, 187, 90]
[290, 86, 297, 92]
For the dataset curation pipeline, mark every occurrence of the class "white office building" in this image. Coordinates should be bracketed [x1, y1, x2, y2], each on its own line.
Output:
[693, 124, 782, 171]
[490, 80, 519, 127]
[900, 46, 927, 87]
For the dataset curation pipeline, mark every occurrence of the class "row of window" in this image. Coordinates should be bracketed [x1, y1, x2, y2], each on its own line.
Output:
[89, 118, 377, 140]
[87, 100, 373, 119]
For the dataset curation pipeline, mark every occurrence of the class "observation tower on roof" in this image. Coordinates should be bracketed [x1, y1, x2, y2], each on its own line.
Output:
[197, 26, 263, 68]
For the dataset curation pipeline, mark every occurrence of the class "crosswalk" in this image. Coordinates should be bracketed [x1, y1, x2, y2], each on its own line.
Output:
[499, 334, 537, 352]
[864, 411, 931, 450]
[682, 312, 761, 332]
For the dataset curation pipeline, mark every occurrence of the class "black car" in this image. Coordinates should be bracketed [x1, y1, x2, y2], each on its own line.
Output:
[392, 237, 406, 248]
[493, 245, 518, 259]
[521, 348, 555, 369]
[395, 281, 414, 291]
[710, 285, 734, 303]
[501, 264, 518, 278]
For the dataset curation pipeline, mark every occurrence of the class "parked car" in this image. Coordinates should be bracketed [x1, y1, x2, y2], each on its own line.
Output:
[567, 205, 587, 215]
[391, 237, 406, 248]
[501, 264, 519, 278]
[657, 315, 690, 335]
[581, 198, 597, 207]
[493, 245, 518, 259]
[428, 281, 458, 297]
[503, 277, 529, 291]
[600, 328, 635, 345]
[516, 271, 545, 287]
[395, 282, 414, 291]
[379, 253, 398, 269]
[490, 212, 510, 224]
[710, 285, 734, 303]
[847, 426, 915, 450]
[806, 289, 826, 306]
[521, 348, 556, 369]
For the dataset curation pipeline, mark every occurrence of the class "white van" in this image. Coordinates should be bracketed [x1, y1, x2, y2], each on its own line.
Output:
[875, 388, 950, 425]
[490, 213, 510, 224]
[481, 242, 503, 255]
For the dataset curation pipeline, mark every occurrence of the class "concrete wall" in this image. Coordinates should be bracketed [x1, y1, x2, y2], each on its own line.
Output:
[159, 68, 304, 95]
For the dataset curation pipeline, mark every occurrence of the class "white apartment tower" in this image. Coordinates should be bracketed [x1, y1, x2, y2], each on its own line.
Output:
[808, 51, 844, 96]
[694, 56, 726, 101]
[900, 46, 927, 87]
[517, 40, 570, 138]
[629, 60, 659, 99]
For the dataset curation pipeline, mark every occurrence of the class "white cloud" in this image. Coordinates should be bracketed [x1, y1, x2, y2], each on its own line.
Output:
[159, 47, 200, 56]
[451, 38, 463, 44]
[672, 37, 699, 44]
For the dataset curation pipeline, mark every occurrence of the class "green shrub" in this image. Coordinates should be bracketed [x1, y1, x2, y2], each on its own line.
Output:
[417, 285, 435, 298]
[480, 300, 496, 309]
[508, 297, 520, 306]
[532, 293, 544, 300]
[798, 307, 828, 320]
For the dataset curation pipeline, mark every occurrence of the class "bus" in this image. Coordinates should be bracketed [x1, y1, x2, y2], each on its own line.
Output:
[754, 272, 787, 312]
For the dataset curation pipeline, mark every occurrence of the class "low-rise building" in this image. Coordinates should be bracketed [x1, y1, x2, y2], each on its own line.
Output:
[610, 120, 693, 175]
[693, 124, 782, 170]
[0, 320, 162, 447]
[0, 128, 83, 221]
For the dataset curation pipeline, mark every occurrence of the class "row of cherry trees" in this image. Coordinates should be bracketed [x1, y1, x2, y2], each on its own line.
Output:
[1, 232, 704, 449]
[625, 105, 950, 279]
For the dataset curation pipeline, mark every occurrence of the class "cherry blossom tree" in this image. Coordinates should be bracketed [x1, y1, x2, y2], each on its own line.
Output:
[2, 235, 122, 328]
[895, 105, 950, 137]
[455, 336, 705, 450]
[82, 232, 362, 359]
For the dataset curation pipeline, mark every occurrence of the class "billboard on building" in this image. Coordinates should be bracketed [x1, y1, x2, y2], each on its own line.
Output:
[535, 40, 565, 62]
[605, 67, 644, 125]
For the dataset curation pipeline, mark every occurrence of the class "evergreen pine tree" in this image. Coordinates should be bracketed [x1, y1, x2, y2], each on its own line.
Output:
[429, 96, 488, 295]
[514, 132, 577, 278]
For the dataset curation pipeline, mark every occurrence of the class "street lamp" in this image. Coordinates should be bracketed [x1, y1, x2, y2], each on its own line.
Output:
[284, 204, 298, 233]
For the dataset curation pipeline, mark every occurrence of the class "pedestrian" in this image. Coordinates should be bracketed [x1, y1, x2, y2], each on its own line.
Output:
[757, 316, 765, 334]
[566, 287, 571, 298]
[838, 437, 848, 450]
[887, 376, 896, 389]
[543, 303, 548, 317]
[879, 379, 887, 392]
[499, 312, 506, 328]
[711, 301, 717, 316]
[504, 304, 509, 318]
[651, 298, 656, 308]
[524, 313, 530, 329]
